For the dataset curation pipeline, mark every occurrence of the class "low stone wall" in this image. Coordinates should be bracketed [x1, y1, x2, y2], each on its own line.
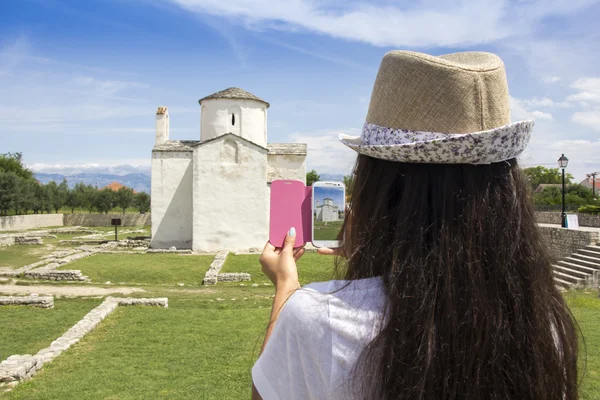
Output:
[218, 272, 251, 282]
[535, 211, 600, 227]
[146, 249, 192, 254]
[14, 237, 42, 245]
[0, 237, 15, 247]
[203, 250, 229, 285]
[538, 226, 599, 260]
[0, 296, 53, 308]
[0, 214, 63, 232]
[63, 214, 151, 227]
[24, 269, 87, 282]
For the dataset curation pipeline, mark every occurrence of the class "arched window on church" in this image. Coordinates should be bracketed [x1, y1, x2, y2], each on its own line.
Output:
[221, 139, 239, 164]
[228, 106, 241, 135]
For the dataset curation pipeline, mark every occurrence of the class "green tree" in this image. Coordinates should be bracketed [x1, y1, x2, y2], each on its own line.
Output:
[533, 184, 594, 210]
[66, 191, 78, 214]
[0, 172, 19, 215]
[83, 185, 97, 214]
[16, 178, 36, 215]
[32, 183, 47, 214]
[40, 185, 53, 214]
[54, 179, 69, 213]
[0, 152, 34, 180]
[94, 189, 115, 214]
[134, 192, 151, 213]
[306, 169, 320, 186]
[45, 181, 59, 213]
[115, 186, 135, 214]
[343, 175, 354, 195]
[522, 166, 574, 191]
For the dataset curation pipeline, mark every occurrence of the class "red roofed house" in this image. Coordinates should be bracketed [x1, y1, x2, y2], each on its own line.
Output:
[102, 182, 136, 193]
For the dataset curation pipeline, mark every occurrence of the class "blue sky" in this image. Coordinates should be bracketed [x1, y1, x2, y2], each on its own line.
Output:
[314, 186, 344, 209]
[1, 0, 600, 181]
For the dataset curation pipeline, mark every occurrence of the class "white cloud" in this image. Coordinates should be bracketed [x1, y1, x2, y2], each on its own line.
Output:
[522, 97, 555, 107]
[565, 77, 600, 105]
[72, 76, 148, 96]
[572, 107, 600, 130]
[566, 78, 600, 129]
[0, 36, 157, 133]
[571, 77, 600, 94]
[290, 129, 359, 175]
[520, 96, 571, 109]
[28, 162, 151, 176]
[168, 0, 598, 48]
[547, 140, 600, 167]
[510, 97, 554, 121]
[543, 76, 562, 83]
[567, 92, 600, 102]
[530, 110, 553, 120]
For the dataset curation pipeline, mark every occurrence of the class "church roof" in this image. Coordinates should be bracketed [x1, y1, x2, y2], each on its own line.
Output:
[198, 87, 270, 108]
[154, 140, 307, 154]
[153, 140, 201, 152]
[267, 143, 307, 155]
[197, 133, 268, 151]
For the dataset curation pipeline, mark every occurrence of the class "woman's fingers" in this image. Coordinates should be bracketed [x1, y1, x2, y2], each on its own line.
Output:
[317, 247, 338, 256]
[263, 241, 276, 253]
[293, 248, 305, 262]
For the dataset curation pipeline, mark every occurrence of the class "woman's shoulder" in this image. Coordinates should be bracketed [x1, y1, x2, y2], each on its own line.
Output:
[303, 276, 383, 293]
[283, 277, 385, 323]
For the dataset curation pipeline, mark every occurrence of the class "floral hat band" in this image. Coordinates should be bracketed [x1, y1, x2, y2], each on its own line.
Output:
[340, 120, 534, 165]
[339, 50, 535, 164]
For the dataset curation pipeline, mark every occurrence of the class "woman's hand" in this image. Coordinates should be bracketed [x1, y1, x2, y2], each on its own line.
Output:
[317, 246, 345, 257]
[260, 227, 305, 291]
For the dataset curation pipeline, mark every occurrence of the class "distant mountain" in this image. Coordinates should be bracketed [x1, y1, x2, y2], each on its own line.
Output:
[34, 172, 151, 194]
[28, 164, 151, 176]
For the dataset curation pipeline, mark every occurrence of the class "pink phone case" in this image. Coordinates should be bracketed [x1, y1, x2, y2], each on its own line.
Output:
[269, 180, 312, 248]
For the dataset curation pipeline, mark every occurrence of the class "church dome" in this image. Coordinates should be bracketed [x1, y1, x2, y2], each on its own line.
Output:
[199, 87, 270, 108]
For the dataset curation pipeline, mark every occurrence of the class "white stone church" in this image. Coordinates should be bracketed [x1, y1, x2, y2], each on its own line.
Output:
[151, 88, 307, 251]
[315, 198, 340, 222]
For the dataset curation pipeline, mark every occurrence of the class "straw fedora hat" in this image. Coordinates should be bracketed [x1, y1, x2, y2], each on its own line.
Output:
[340, 51, 533, 164]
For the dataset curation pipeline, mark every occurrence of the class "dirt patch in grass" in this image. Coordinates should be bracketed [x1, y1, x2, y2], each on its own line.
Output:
[0, 284, 145, 297]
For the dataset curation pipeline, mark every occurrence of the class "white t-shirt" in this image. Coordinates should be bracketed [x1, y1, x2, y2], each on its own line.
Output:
[252, 277, 386, 400]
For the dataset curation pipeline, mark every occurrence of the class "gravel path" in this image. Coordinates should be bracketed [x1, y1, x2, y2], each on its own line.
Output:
[0, 284, 145, 297]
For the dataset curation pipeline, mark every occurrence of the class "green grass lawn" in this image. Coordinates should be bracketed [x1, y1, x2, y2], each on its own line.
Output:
[61, 254, 214, 286]
[2, 250, 599, 400]
[0, 231, 115, 269]
[220, 253, 340, 286]
[2, 295, 271, 400]
[313, 220, 343, 240]
[0, 245, 47, 269]
[564, 291, 600, 399]
[0, 298, 101, 360]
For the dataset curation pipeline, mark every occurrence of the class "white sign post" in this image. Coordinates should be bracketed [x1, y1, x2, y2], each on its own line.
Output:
[565, 214, 579, 230]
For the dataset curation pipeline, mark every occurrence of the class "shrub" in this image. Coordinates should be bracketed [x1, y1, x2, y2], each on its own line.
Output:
[578, 204, 600, 214]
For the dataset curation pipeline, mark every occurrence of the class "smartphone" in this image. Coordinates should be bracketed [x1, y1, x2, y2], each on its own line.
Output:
[269, 180, 312, 248]
[312, 181, 346, 248]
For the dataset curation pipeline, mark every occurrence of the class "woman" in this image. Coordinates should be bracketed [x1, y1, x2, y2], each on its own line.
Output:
[252, 51, 578, 399]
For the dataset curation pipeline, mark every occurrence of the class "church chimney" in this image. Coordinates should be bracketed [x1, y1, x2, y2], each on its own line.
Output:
[155, 106, 169, 145]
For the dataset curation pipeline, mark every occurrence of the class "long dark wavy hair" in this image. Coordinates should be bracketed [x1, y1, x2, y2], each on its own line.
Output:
[337, 155, 578, 399]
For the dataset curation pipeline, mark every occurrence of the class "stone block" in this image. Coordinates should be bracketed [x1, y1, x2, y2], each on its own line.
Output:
[0, 237, 15, 247]
[0, 296, 54, 308]
[14, 237, 43, 245]
[217, 273, 251, 282]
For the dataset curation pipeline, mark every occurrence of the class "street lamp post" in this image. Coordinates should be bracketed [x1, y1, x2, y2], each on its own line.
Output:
[558, 154, 569, 228]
